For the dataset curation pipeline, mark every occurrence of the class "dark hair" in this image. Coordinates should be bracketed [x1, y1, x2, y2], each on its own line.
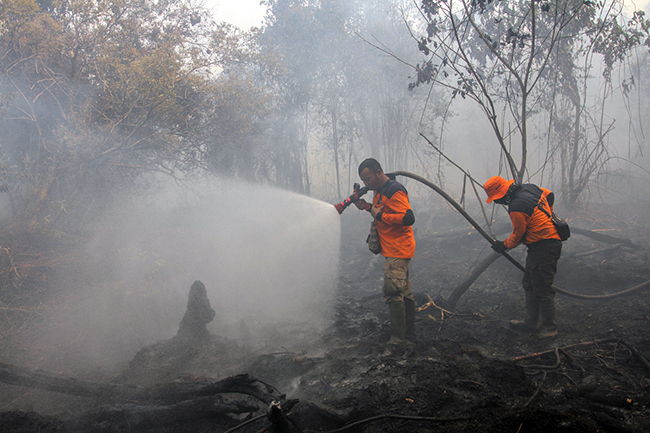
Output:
[358, 158, 382, 175]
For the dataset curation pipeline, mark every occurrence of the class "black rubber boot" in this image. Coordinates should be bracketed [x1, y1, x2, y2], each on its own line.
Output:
[404, 298, 416, 341]
[388, 301, 406, 344]
[538, 298, 558, 338]
[509, 291, 540, 332]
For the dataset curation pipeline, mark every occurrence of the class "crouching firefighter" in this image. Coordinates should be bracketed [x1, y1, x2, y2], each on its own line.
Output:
[354, 158, 416, 344]
[483, 176, 563, 339]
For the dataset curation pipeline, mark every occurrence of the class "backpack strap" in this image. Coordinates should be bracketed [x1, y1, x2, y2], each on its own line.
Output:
[536, 201, 551, 219]
[536, 196, 552, 219]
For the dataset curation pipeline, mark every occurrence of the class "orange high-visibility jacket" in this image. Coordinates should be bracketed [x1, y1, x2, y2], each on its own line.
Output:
[372, 178, 415, 259]
[504, 184, 561, 249]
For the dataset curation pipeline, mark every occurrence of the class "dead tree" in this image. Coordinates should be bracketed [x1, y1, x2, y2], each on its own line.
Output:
[175, 280, 216, 341]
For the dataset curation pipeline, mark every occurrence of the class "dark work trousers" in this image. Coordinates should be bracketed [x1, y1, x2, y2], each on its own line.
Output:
[522, 239, 562, 302]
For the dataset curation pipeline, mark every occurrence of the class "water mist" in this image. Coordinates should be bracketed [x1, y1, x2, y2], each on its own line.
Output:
[25, 178, 341, 370]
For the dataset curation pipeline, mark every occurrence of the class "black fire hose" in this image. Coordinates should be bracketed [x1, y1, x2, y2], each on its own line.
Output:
[390, 171, 650, 300]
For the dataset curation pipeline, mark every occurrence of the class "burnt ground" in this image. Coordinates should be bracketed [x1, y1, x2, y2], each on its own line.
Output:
[1, 201, 650, 432]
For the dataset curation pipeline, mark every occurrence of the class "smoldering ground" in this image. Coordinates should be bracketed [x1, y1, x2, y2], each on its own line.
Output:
[2, 192, 650, 433]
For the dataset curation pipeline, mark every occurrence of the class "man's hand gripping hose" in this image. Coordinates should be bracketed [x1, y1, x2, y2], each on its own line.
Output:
[334, 183, 369, 214]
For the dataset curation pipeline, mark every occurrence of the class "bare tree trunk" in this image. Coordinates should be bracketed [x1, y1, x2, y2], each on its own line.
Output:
[446, 252, 503, 309]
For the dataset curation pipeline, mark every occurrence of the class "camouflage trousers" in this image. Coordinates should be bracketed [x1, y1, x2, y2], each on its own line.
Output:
[382, 257, 414, 304]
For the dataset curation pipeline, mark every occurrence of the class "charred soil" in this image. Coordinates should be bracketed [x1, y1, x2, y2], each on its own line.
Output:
[1, 203, 650, 432]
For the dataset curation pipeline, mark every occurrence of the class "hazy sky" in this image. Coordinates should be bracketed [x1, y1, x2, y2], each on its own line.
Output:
[201, 0, 650, 30]
[204, 0, 267, 29]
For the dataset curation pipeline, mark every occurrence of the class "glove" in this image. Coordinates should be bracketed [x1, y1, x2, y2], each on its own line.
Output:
[491, 240, 507, 253]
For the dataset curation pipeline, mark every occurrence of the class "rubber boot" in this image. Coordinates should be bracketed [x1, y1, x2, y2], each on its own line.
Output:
[538, 298, 558, 338]
[388, 301, 406, 344]
[509, 291, 540, 332]
[404, 298, 416, 342]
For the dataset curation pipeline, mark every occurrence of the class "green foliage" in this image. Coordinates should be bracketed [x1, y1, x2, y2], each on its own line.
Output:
[592, 9, 650, 79]
[0, 0, 270, 236]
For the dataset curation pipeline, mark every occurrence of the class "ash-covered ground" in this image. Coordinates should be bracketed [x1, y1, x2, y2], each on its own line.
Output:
[1, 201, 650, 432]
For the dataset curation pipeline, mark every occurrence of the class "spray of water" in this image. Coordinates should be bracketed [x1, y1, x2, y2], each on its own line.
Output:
[26, 178, 341, 369]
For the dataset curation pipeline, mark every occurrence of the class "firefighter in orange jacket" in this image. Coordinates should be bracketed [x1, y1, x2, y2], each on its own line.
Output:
[355, 158, 416, 344]
[483, 176, 562, 338]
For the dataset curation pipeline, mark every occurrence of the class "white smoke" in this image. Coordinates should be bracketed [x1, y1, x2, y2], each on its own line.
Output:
[25, 177, 341, 369]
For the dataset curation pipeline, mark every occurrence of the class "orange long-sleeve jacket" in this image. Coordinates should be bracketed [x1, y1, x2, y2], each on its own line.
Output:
[372, 178, 415, 259]
[504, 184, 561, 249]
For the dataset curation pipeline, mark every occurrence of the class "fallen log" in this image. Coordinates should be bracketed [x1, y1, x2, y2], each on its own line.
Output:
[445, 251, 502, 309]
[74, 396, 260, 430]
[0, 361, 140, 401]
[570, 227, 638, 249]
[569, 244, 622, 258]
[143, 374, 283, 405]
[0, 362, 281, 405]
